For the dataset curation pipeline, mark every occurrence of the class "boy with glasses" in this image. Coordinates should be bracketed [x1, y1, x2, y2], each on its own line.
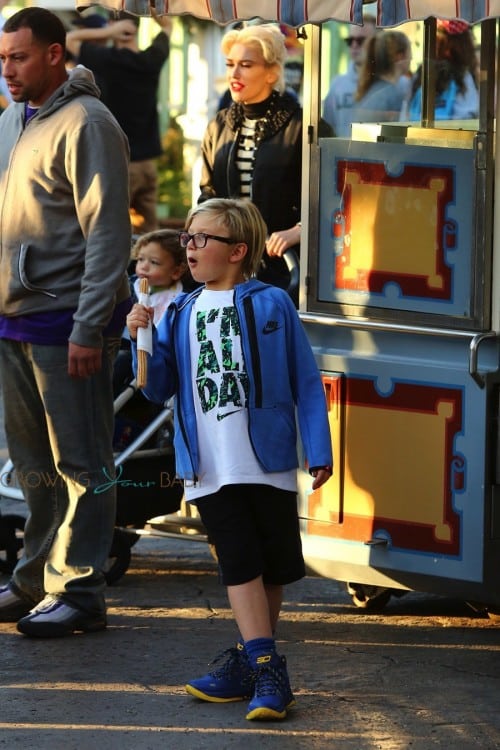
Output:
[126, 197, 332, 721]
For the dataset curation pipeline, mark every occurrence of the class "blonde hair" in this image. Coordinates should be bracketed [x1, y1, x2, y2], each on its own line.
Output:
[186, 198, 267, 278]
[221, 23, 286, 93]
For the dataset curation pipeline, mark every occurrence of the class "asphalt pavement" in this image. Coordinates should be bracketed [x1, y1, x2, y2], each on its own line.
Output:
[1, 390, 500, 748]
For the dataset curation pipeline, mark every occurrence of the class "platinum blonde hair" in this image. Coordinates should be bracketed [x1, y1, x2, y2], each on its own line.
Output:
[186, 198, 267, 278]
[221, 23, 286, 93]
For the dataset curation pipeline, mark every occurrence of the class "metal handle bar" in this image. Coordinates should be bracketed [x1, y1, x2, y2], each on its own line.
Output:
[469, 331, 499, 388]
[299, 312, 500, 386]
[283, 248, 299, 298]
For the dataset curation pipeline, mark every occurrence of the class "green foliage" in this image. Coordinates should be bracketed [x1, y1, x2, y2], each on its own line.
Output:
[157, 117, 191, 220]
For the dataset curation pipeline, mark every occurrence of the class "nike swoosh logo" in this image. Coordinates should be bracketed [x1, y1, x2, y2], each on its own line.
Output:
[263, 322, 279, 334]
[216, 410, 240, 421]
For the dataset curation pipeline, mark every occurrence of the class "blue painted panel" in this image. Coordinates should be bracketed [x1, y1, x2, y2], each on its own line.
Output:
[298, 326, 495, 585]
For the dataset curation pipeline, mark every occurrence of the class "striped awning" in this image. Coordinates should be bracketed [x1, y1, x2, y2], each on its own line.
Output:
[75, 0, 500, 27]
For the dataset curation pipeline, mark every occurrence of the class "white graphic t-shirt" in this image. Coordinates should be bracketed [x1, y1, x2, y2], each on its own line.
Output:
[184, 288, 296, 501]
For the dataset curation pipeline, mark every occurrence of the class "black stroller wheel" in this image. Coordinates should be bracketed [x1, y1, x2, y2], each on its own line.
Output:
[0, 514, 26, 574]
[104, 528, 138, 586]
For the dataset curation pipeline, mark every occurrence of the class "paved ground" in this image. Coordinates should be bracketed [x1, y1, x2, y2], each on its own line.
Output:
[0, 527, 500, 750]
[0, 392, 500, 749]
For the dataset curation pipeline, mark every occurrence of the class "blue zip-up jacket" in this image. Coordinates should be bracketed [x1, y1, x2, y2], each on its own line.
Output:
[132, 279, 332, 483]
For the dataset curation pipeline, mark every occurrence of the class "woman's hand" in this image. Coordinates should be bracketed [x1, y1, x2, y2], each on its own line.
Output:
[265, 224, 301, 257]
[126, 303, 153, 340]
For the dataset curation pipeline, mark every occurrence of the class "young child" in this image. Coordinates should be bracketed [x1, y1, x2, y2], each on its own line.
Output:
[126, 197, 332, 722]
[131, 229, 188, 324]
[113, 229, 188, 398]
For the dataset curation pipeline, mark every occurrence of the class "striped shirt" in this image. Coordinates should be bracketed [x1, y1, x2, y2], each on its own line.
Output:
[235, 117, 259, 199]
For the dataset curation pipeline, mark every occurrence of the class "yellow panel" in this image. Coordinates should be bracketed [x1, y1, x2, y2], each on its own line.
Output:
[344, 172, 446, 289]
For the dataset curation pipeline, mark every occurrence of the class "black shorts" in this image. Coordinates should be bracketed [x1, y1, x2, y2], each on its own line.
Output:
[195, 484, 306, 587]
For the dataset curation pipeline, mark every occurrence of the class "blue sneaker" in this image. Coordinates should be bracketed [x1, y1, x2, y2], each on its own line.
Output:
[246, 655, 296, 721]
[186, 643, 254, 702]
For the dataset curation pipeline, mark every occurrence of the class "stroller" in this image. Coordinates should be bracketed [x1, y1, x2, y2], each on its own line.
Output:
[0, 249, 299, 582]
[0, 375, 208, 584]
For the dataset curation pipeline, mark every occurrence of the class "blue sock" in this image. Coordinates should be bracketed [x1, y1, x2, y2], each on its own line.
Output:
[236, 636, 246, 655]
[244, 637, 277, 669]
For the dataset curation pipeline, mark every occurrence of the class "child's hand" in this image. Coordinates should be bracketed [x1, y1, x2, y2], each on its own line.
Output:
[126, 303, 153, 340]
[311, 467, 332, 490]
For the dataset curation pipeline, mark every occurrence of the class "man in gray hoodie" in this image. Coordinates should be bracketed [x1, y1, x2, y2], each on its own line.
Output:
[0, 7, 131, 637]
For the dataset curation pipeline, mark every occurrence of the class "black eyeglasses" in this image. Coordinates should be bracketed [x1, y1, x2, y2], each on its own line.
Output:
[178, 231, 236, 249]
[345, 36, 366, 47]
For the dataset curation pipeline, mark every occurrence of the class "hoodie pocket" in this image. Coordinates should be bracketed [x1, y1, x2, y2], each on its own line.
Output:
[249, 404, 298, 471]
[18, 244, 57, 298]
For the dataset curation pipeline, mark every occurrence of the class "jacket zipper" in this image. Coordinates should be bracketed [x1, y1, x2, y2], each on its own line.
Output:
[242, 296, 262, 407]
[173, 296, 199, 484]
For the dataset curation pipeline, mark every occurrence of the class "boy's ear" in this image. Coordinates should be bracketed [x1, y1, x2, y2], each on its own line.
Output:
[229, 242, 248, 264]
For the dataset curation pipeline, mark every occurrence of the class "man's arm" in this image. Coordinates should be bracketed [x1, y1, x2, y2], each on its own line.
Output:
[151, 9, 172, 35]
[66, 19, 137, 58]
[68, 114, 131, 356]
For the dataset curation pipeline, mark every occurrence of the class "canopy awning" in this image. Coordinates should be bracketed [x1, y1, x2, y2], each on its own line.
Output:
[75, 0, 500, 28]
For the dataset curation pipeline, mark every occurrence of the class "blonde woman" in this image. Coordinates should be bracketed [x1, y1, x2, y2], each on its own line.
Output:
[199, 24, 329, 300]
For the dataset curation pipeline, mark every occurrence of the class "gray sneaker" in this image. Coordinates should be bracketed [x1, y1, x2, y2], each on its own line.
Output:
[17, 596, 107, 638]
[0, 583, 34, 622]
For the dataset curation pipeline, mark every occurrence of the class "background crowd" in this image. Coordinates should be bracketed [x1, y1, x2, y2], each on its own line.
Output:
[322, 15, 479, 135]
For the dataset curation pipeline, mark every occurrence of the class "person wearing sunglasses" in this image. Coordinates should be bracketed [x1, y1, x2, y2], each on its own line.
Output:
[322, 15, 376, 136]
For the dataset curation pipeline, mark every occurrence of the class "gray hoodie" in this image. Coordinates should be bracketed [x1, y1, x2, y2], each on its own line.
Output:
[0, 66, 131, 348]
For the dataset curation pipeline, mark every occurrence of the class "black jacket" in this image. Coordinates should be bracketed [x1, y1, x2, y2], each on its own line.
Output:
[79, 32, 170, 161]
[199, 90, 303, 234]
